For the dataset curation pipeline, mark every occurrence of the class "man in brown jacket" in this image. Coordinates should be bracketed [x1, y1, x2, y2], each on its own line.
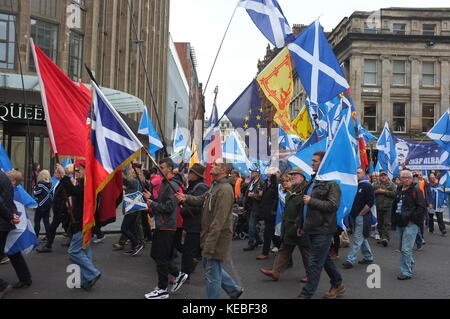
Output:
[175, 160, 243, 299]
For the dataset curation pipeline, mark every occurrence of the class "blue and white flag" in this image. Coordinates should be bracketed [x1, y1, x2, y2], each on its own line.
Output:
[0, 142, 13, 172]
[123, 191, 148, 215]
[427, 110, 450, 152]
[316, 110, 358, 228]
[275, 184, 286, 236]
[278, 128, 302, 151]
[374, 160, 382, 173]
[376, 122, 399, 179]
[359, 127, 377, 142]
[288, 20, 349, 104]
[238, 0, 293, 49]
[288, 138, 327, 180]
[223, 132, 252, 177]
[5, 187, 39, 256]
[138, 107, 163, 157]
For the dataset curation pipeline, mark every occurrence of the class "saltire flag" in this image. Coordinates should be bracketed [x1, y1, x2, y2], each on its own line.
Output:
[278, 128, 302, 151]
[5, 187, 39, 256]
[306, 95, 340, 135]
[291, 106, 313, 141]
[316, 109, 358, 228]
[376, 122, 399, 179]
[359, 127, 377, 142]
[30, 38, 90, 158]
[223, 132, 252, 177]
[369, 161, 375, 175]
[257, 47, 296, 134]
[427, 110, 450, 165]
[83, 81, 143, 248]
[288, 20, 349, 104]
[438, 171, 450, 191]
[172, 124, 189, 165]
[0, 142, 13, 172]
[138, 107, 163, 157]
[288, 137, 327, 180]
[275, 184, 286, 236]
[374, 160, 382, 173]
[238, 0, 293, 49]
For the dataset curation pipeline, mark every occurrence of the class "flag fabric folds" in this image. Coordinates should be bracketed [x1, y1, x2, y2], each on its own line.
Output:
[316, 110, 358, 228]
[288, 138, 327, 180]
[427, 110, 450, 166]
[223, 132, 252, 177]
[376, 122, 399, 179]
[257, 47, 296, 134]
[5, 187, 39, 256]
[275, 184, 286, 236]
[138, 107, 163, 157]
[291, 106, 313, 141]
[30, 39, 90, 158]
[238, 0, 293, 49]
[278, 128, 302, 151]
[288, 20, 349, 104]
[83, 82, 143, 248]
[0, 142, 13, 172]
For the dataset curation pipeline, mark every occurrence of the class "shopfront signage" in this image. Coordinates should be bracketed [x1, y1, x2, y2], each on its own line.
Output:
[0, 103, 45, 124]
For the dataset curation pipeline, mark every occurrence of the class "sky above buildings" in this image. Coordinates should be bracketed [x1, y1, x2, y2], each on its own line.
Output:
[170, 0, 447, 119]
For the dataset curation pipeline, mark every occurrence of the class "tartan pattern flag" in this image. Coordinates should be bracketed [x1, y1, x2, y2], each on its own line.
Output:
[83, 81, 143, 247]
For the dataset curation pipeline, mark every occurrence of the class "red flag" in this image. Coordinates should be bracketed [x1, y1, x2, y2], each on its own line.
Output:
[205, 130, 223, 186]
[97, 172, 123, 225]
[359, 137, 369, 170]
[30, 39, 90, 158]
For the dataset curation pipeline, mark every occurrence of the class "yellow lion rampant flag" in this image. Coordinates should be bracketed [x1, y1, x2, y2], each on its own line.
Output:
[190, 143, 200, 168]
[257, 47, 296, 134]
[292, 106, 313, 141]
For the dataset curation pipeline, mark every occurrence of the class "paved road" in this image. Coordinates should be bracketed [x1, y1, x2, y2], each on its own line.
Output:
[2, 225, 450, 299]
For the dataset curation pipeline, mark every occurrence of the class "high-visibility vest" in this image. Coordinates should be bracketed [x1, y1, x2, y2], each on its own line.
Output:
[235, 178, 242, 200]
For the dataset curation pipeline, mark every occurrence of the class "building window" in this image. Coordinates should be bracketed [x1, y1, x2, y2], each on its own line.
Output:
[0, 13, 15, 69]
[422, 61, 435, 87]
[364, 59, 377, 85]
[393, 102, 406, 133]
[393, 60, 406, 86]
[393, 23, 406, 35]
[422, 103, 435, 133]
[29, 19, 58, 71]
[423, 24, 436, 36]
[68, 31, 83, 80]
[363, 102, 377, 132]
[363, 22, 377, 34]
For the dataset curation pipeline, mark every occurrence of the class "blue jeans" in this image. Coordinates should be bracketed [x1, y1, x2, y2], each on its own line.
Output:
[300, 234, 343, 297]
[202, 258, 242, 299]
[397, 224, 419, 277]
[346, 216, 373, 264]
[68, 232, 101, 286]
[247, 211, 261, 247]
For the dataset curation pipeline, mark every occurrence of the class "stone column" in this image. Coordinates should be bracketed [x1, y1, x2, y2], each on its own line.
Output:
[349, 54, 363, 115]
[380, 55, 392, 127]
[409, 56, 421, 132]
[440, 57, 450, 114]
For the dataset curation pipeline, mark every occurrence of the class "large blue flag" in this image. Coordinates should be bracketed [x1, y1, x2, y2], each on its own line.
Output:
[316, 110, 358, 228]
[222, 132, 252, 177]
[427, 110, 450, 166]
[238, 0, 293, 48]
[0, 142, 13, 172]
[288, 20, 349, 104]
[138, 107, 163, 157]
[5, 187, 39, 256]
[278, 128, 302, 151]
[376, 122, 399, 179]
[288, 138, 327, 180]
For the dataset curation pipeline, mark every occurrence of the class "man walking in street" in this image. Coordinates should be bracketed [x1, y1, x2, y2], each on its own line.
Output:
[392, 170, 426, 280]
[176, 160, 243, 299]
[342, 168, 375, 269]
[296, 151, 344, 299]
[242, 168, 264, 251]
[427, 172, 447, 236]
[373, 171, 397, 247]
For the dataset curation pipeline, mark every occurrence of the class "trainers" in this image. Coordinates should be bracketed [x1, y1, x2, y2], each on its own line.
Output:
[0, 284, 12, 299]
[93, 235, 106, 244]
[323, 284, 346, 299]
[145, 287, 169, 299]
[81, 274, 101, 291]
[171, 272, 188, 293]
[131, 244, 144, 256]
[0, 256, 10, 264]
[397, 274, 412, 280]
[342, 261, 353, 269]
[271, 247, 279, 253]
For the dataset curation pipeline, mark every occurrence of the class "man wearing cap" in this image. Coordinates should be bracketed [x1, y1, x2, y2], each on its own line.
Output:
[180, 163, 209, 278]
[242, 167, 265, 251]
[373, 171, 397, 246]
[260, 168, 310, 282]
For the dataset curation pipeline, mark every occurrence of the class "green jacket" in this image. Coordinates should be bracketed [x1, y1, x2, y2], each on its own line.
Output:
[185, 178, 234, 261]
[373, 181, 397, 211]
[280, 181, 310, 247]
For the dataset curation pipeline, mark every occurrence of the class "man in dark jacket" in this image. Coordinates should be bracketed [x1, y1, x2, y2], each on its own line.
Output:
[391, 170, 426, 280]
[296, 151, 344, 299]
[243, 168, 264, 251]
[373, 171, 397, 246]
[56, 163, 101, 291]
[343, 168, 375, 269]
[0, 170, 29, 297]
[144, 158, 188, 299]
[180, 163, 209, 277]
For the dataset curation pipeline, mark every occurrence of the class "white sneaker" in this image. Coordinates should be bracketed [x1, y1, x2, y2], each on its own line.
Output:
[171, 272, 188, 293]
[93, 235, 106, 244]
[374, 234, 381, 240]
[145, 287, 169, 299]
[271, 247, 279, 253]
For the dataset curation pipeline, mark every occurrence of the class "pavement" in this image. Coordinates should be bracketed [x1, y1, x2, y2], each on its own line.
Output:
[1, 223, 450, 299]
